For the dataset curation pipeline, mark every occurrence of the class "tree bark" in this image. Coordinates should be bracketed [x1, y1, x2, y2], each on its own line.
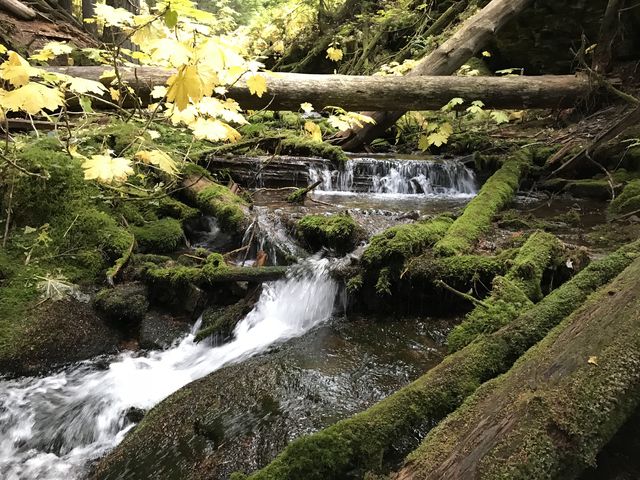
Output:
[335, 0, 535, 151]
[0, 0, 36, 19]
[246, 239, 640, 480]
[592, 0, 626, 73]
[395, 255, 640, 480]
[45, 66, 591, 112]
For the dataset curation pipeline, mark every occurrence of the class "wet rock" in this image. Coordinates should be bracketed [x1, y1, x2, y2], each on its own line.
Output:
[94, 283, 149, 324]
[89, 319, 447, 480]
[0, 299, 121, 376]
[125, 407, 146, 423]
[138, 311, 191, 350]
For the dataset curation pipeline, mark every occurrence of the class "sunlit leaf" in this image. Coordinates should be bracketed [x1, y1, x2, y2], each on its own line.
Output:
[189, 118, 241, 143]
[135, 149, 179, 176]
[300, 102, 314, 113]
[1, 83, 65, 114]
[166, 64, 204, 110]
[246, 73, 267, 98]
[82, 152, 134, 184]
[304, 121, 322, 142]
[326, 47, 343, 62]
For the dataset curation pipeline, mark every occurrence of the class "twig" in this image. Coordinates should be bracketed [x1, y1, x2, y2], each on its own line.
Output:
[2, 172, 15, 248]
[435, 279, 490, 309]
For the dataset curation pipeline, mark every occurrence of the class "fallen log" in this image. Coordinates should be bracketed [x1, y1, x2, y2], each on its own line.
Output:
[144, 264, 288, 287]
[0, 0, 36, 20]
[243, 239, 640, 480]
[446, 230, 563, 352]
[45, 66, 591, 112]
[433, 148, 532, 257]
[180, 167, 251, 234]
[395, 254, 640, 480]
[335, 0, 537, 150]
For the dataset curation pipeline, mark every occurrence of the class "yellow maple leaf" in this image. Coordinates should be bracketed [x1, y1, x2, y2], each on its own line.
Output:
[0, 44, 6, 55]
[327, 115, 351, 131]
[273, 40, 285, 54]
[82, 153, 134, 184]
[0, 51, 39, 88]
[1, 83, 64, 114]
[246, 74, 267, 98]
[135, 149, 179, 176]
[166, 64, 203, 111]
[326, 47, 343, 62]
[300, 102, 314, 113]
[190, 118, 240, 143]
[304, 121, 322, 142]
[30, 42, 74, 62]
[109, 88, 120, 102]
[66, 77, 107, 95]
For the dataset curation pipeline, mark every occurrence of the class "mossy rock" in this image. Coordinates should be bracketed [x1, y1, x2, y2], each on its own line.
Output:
[139, 311, 191, 350]
[280, 136, 348, 163]
[94, 283, 149, 324]
[297, 213, 363, 255]
[195, 299, 255, 342]
[131, 218, 184, 254]
[609, 179, 640, 217]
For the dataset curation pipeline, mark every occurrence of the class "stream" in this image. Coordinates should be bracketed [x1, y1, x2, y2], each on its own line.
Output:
[0, 156, 477, 479]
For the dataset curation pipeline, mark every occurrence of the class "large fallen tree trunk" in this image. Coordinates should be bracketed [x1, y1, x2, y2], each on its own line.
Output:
[46, 66, 590, 112]
[395, 254, 640, 480]
[334, 0, 536, 151]
[244, 239, 640, 480]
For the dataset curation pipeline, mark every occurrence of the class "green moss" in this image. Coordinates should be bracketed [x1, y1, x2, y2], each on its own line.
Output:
[94, 283, 149, 323]
[286, 187, 308, 204]
[403, 256, 640, 479]
[196, 183, 248, 232]
[131, 218, 184, 253]
[375, 268, 392, 296]
[362, 216, 453, 269]
[297, 213, 362, 254]
[609, 179, 640, 216]
[245, 240, 640, 480]
[434, 150, 532, 257]
[11, 137, 96, 227]
[346, 273, 364, 295]
[195, 299, 253, 342]
[280, 136, 348, 163]
[447, 231, 563, 352]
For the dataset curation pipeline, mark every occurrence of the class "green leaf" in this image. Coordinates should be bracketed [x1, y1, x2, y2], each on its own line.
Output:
[79, 96, 93, 113]
[164, 10, 178, 29]
[441, 97, 464, 112]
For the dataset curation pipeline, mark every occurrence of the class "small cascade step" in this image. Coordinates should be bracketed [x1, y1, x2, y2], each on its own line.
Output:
[309, 157, 477, 196]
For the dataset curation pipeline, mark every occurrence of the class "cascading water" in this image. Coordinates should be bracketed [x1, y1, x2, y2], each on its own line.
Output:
[308, 157, 477, 196]
[241, 206, 306, 265]
[0, 258, 338, 480]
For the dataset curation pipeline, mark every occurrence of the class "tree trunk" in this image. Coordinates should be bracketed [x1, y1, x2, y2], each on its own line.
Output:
[592, 0, 626, 73]
[395, 255, 640, 480]
[45, 66, 591, 112]
[335, 0, 535, 151]
[0, 0, 36, 19]
[246, 239, 640, 480]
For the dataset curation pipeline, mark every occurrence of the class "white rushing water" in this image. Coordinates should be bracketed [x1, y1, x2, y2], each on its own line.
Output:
[0, 258, 338, 480]
[309, 158, 477, 196]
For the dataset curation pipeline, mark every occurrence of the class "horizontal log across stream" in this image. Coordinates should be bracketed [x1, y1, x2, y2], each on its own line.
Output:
[46, 66, 592, 111]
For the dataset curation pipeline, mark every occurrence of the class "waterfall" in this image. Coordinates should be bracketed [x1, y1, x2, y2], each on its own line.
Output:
[241, 206, 306, 265]
[0, 258, 338, 480]
[308, 158, 477, 196]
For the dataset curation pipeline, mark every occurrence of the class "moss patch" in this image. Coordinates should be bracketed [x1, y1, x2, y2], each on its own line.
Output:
[447, 231, 563, 352]
[94, 283, 149, 324]
[195, 182, 249, 232]
[131, 218, 184, 254]
[609, 179, 640, 216]
[297, 213, 362, 254]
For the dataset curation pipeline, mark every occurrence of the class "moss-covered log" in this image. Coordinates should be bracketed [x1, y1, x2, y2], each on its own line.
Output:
[433, 150, 532, 257]
[243, 239, 640, 480]
[144, 264, 288, 287]
[447, 230, 563, 352]
[180, 168, 250, 234]
[396, 255, 640, 480]
[609, 179, 640, 217]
